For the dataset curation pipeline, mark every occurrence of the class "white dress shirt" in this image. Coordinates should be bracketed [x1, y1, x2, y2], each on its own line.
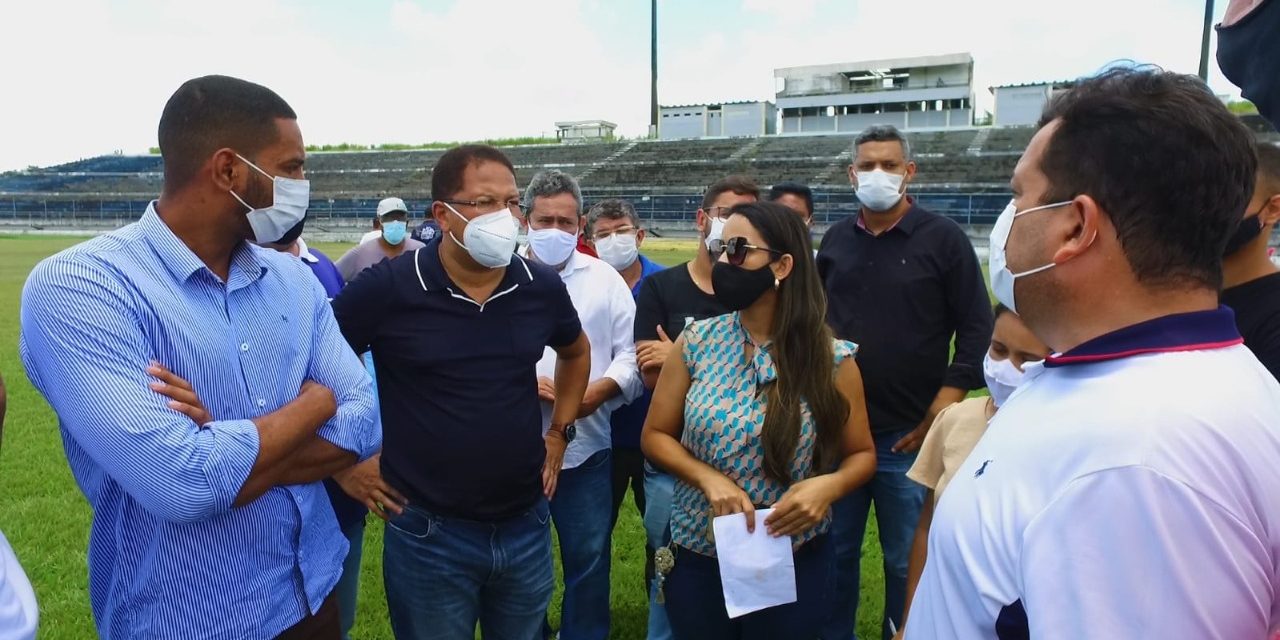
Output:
[530, 249, 643, 469]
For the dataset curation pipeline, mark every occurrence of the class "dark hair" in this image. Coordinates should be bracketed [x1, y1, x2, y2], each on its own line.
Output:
[993, 302, 1012, 321]
[728, 201, 848, 484]
[1036, 66, 1256, 291]
[158, 75, 297, 190]
[768, 182, 815, 217]
[430, 144, 517, 202]
[701, 175, 760, 210]
[1258, 142, 1280, 194]
[854, 124, 911, 159]
[586, 198, 639, 236]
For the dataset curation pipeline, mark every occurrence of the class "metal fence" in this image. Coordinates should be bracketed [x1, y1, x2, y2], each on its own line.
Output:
[0, 190, 1011, 228]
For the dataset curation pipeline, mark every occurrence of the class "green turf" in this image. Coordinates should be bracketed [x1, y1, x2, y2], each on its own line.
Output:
[0, 235, 888, 639]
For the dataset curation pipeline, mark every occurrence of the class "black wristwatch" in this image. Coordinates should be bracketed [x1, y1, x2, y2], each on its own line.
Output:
[550, 423, 577, 443]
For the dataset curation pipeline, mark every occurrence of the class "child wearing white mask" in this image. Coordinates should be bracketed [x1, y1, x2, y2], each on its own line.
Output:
[892, 303, 1050, 640]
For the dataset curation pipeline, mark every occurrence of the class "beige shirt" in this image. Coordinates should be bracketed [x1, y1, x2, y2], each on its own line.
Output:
[334, 237, 425, 283]
[907, 396, 995, 503]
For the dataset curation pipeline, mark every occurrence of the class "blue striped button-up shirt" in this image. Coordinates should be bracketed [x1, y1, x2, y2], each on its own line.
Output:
[19, 203, 379, 639]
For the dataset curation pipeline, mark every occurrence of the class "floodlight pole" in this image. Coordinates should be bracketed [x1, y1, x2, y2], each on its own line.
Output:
[650, 0, 659, 138]
[1198, 0, 1215, 82]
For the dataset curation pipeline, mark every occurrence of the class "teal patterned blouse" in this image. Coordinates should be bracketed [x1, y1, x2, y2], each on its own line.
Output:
[670, 312, 858, 556]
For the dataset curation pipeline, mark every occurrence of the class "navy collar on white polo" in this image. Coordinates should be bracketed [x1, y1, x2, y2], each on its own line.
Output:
[1045, 305, 1243, 368]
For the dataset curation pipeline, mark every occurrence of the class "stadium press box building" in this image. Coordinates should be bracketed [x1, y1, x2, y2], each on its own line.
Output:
[774, 52, 975, 134]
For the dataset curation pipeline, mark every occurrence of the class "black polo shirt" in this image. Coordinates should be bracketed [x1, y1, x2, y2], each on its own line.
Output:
[816, 203, 993, 435]
[331, 239, 582, 521]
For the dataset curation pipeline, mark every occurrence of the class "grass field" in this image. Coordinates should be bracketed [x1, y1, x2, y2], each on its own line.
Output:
[0, 234, 889, 639]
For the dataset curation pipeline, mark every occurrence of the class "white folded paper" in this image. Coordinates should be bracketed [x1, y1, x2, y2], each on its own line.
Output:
[712, 508, 797, 618]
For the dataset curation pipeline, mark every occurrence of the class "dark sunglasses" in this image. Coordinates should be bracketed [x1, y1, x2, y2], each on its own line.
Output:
[708, 236, 784, 266]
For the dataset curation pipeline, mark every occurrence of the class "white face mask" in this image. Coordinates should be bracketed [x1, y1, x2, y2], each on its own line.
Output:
[444, 203, 519, 269]
[983, 352, 1026, 408]
[704, 216, 727, 251]
[229, 153, 310, 244]
[855, 169, 906, 212]
[988, 199, 1073, 313]
[596, 232, 639, 271]
[528, 227, 579, 267]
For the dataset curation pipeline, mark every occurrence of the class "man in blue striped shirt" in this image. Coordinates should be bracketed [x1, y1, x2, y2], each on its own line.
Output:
[19, 75, 378, 639]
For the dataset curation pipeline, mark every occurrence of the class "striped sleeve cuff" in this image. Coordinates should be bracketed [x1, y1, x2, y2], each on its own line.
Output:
[202, 419, 261, 512]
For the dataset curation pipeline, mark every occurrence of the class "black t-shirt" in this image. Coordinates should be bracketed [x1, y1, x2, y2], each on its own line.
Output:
[331, 240, 582, 521]
[1222, 272, 1280, 380]
[633, 262, 729, 342]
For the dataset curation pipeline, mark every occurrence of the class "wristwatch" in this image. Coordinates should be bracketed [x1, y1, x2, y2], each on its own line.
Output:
[549, 423, 577, 443]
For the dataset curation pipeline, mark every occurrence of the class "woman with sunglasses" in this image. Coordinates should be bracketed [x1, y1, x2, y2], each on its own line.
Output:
[641, 201, 877, 639]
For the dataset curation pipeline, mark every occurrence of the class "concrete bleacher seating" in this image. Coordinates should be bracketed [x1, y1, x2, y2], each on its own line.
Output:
[982, 127, 1035, 153]
[4, 117, 1272, 225]
[0, 128, 1077, 198]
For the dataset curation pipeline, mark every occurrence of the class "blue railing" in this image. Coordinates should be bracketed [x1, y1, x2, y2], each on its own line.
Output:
[0, 191, 1011, 228]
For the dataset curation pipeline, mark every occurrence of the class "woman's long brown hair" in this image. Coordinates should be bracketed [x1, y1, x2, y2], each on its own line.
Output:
[730, 201, 848, 484]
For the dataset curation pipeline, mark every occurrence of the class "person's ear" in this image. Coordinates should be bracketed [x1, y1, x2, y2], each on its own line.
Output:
[903, 161, 918, 184]
[432, 202, 453, 235]
[373, 217, 382, 230]
[635, 228, 646, 247]
[696, 209, 709, 233]
[210, 148, 240, 192]
[771, 253, 795, 282]
[847, 164, 857, 187]
[1051, 195, 1102, 265]
[1261, 194, 1280, 227]
[578, 216, 588, 236]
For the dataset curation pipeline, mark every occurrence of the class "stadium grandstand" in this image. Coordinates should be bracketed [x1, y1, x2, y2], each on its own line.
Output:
[2, 117, 1276, 238]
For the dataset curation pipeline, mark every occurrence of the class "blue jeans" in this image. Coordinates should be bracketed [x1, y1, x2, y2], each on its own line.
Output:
[642, 463, 675, 640]
[384, 499, 554, 640]
[665, 535, 834, 640]
[821, 428, 926, 640]
[334, 516, 365, 640]
[548, 448, 614, 640]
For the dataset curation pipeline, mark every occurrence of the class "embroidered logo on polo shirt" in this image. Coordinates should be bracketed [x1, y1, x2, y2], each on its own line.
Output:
[974, 459, 993, 478]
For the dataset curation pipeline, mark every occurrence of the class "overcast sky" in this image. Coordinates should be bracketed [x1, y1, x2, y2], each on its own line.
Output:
[0, 0, 1242, 172]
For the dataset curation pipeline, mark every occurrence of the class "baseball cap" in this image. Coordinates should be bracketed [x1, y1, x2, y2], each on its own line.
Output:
[376, 197, 409, 218]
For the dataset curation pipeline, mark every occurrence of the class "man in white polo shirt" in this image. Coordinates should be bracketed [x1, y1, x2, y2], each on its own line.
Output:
[907, 67, 1280, 639]
[521, 170, 643, 640]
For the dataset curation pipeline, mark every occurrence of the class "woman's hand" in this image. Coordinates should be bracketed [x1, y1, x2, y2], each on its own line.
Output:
[765, 475, 841, 538]
[699, 471, 756, 532]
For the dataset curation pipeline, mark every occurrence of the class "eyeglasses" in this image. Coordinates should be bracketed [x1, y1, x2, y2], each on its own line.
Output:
[441, 198, 526, 216]
[590, 225, 639, 241]
[708, 236, 784, 266]
[705, 206, 735, 220]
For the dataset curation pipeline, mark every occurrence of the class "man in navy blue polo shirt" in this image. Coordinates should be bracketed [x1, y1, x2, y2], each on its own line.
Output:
[908, 67, 1280, 639]
[331, 144, 591, 640]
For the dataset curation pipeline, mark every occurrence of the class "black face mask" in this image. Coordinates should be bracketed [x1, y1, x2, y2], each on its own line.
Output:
[1217, 0, 1280, 128]
[275, 213, 307, 246]
[1224, 210, 1265, 256]
[711, 261, 776, 311]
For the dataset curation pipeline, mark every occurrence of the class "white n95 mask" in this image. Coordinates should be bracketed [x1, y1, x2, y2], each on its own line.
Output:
[229, 153, 310, 245]
[445, 203, 519, 269]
